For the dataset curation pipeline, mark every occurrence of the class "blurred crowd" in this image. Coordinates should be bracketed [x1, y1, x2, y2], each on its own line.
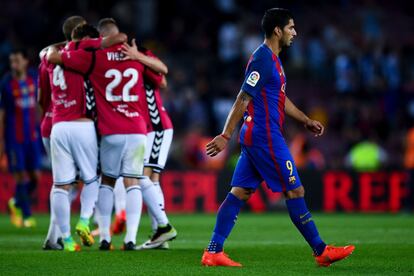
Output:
[1, 0, 413, 171]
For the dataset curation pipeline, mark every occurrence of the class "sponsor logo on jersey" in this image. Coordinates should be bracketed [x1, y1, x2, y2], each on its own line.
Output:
[246, 71, 260, 87]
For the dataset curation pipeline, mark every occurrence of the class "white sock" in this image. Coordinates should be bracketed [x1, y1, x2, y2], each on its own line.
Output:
[150, 181, 165, 231]
[97, 184, 114, 242]
[124, 185, 142, 244]
[114, 177, 126, 215]
[46, 187, 61, 243]
[140, 177, 169, 227]
[80, 180, 99, 220]
[69, 185, 78, 203]
[52, 187, 71, 238]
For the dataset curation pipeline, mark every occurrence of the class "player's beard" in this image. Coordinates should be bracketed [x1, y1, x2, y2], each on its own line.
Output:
[280, 32, 293, 48]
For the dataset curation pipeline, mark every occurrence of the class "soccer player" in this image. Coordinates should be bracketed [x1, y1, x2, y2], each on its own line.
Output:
[126, 45, 173, 249]
[42, 16, 127, 251]
[97, 18, 177, 250]
[201, 8, 355, 267]
[0, 49, 41, 228]
[47, 23, 176, 250]
[38, 50, 64, 249]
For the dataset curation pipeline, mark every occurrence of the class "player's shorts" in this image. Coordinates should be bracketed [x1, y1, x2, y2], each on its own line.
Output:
[5, 140, 41, 172]
[42, 137, 51, 158]
[50, 121, 98, 185]
[231, 144, 302, 193]
[100, 134, 146, 179]
[144, 129, 173, 173]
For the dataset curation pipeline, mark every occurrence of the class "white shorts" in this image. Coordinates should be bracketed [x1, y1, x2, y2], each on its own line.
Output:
[100, 134, 146, 179]
[42, 137, 51, 158]
[50, 121, 98, 185]
[144, 129, 173, 173]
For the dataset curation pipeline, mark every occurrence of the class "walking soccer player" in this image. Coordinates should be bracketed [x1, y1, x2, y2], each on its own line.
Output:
[201, 8, 355, 267]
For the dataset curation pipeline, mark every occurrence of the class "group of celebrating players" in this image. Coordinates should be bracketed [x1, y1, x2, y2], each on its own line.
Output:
[11, 15, 176, 252]
[1, 8, 356, 267]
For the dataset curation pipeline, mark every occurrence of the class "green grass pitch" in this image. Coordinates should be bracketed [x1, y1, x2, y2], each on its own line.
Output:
[0, 213, 413, 275]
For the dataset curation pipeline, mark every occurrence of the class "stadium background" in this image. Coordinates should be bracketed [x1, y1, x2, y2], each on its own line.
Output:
[1, 1, 414, 275]
[0, 0, 413, 213]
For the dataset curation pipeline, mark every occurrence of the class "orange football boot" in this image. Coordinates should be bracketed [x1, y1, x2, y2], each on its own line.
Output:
[112, 210, 126, 235]
[201, 250, 242, 267]
[315, 245, 355, 267]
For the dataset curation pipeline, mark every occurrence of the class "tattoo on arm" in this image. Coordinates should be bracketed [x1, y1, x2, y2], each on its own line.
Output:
[221, 91, 252, 137]
[238, 91, 252, 103]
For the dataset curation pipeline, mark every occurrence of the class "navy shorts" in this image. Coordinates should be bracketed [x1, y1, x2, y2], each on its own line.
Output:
[5, 141, 42, 172]
[231, 144, 302, 192]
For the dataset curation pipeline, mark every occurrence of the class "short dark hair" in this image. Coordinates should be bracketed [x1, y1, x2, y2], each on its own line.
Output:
[72, 24, 100, 40]
[62, 15, 86, 41]
[97, 17, 117, 32]
[261, 8, 293, 38]
[10, 48, 28, 59]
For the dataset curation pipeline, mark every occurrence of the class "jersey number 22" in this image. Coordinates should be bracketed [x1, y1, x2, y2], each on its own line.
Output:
[105, 68, 139, 102]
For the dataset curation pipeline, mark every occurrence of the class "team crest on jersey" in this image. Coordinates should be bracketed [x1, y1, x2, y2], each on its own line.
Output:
[289, 176, 296, 185]
[246, 71, 260, 87]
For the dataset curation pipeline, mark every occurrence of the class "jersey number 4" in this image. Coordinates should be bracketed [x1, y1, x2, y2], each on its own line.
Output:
[52, 66, 67, 90]
[105, 68, 139, 102]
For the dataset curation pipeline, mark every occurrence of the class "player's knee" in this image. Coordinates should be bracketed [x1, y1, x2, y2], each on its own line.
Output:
[123, 177, 139, 188]
[150, 172, 160, 182]
[231, 187, 254, 201]
[53, 184, 72, 191]
[285, 185, 305, 199]
[101, 174, 116, 186]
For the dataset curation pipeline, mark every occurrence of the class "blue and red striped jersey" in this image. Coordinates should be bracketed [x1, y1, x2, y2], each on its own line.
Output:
[0, 69, 39, 143]
[239, 44, 287, 147]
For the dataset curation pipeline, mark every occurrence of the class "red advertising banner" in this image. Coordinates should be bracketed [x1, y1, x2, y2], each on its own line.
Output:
[0, 170, 411, 213]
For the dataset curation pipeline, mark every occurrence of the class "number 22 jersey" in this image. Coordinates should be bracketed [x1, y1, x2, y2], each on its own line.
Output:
[60, 44, 147, 135]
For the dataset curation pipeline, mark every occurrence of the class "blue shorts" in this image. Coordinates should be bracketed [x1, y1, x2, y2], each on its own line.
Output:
[231, 144, 302, 192]
[5, 141, 42, 172]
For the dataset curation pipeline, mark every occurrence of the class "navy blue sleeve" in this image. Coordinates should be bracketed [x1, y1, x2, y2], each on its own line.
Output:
[240, 55, 273, 98]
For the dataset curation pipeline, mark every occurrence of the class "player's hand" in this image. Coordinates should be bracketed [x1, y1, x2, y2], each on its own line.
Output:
[206, 135, 229, 157]
[121, 39, 145, 61]
[304, 119, 324, 137]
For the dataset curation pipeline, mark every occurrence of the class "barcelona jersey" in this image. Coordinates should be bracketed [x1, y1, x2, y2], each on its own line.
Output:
[232, 44, 301, 192]
[0, 70, 39, 144]
[0, 69, 41, 172]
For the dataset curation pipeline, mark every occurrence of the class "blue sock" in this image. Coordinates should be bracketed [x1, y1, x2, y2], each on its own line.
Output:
[207, 193, 244, 253]
[286, 197, 326, 256]
[14, 182, 32, 218]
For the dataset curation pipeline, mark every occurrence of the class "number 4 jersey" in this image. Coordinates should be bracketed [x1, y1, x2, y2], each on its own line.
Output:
[43, 39, 103, 125]
[61, 43, 147, 135]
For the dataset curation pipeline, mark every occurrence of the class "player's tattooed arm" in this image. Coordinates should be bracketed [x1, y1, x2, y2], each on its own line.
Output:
[46, 46, 63, 65]
[285, 96, 324, 137]
[101, 32, 128, 48]
[206, 91, 252, 157]
[121, 39, 168, 75]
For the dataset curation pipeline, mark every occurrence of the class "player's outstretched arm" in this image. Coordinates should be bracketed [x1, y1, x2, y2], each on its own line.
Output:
[46, 46, 63, 65]
[285, 96, 324, 137]
[206, 91, 252, 157]
[101, 32, 128, 48]
[121, 39, 168, 75]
